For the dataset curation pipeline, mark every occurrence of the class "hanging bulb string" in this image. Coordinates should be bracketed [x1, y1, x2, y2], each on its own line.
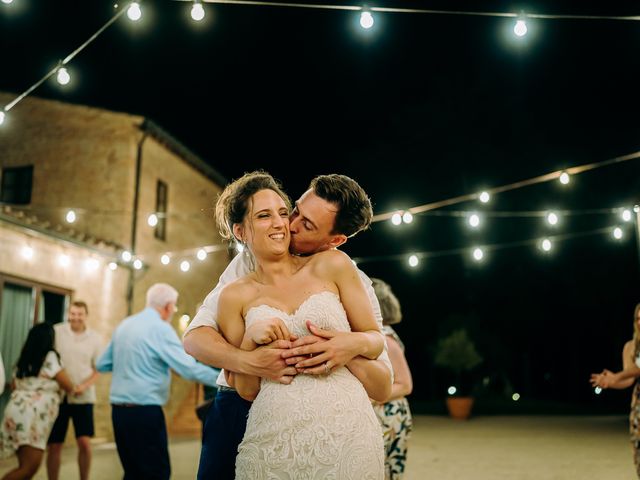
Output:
[373, 150, 640, 223]
[3, 2, 133, 113]
[352, 225, 619, 265]
[172, 0, 640, 21]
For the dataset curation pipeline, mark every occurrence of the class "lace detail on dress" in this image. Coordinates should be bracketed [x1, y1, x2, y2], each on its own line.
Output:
[236, 291, 384, 480]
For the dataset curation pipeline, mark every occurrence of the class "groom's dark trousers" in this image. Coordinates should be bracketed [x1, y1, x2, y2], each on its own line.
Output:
[197, 387, 252, 480]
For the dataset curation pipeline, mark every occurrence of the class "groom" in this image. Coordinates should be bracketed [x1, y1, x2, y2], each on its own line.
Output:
[184, 173, 392, 480]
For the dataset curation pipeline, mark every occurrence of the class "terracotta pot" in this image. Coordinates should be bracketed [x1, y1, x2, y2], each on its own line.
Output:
[446, 396, 474, 420]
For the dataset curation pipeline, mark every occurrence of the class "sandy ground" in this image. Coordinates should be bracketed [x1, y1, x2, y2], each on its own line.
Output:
[0, 415, 636, 479]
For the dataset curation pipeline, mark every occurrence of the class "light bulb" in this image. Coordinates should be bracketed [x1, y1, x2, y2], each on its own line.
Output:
[85, 258, 99, 271]
[402, 212, 413, 224]
[58, 254, 70, 267]
[127, 2, 141, 21]
[56, 67, 70, 85]
[65, 210, 76, 223]
[408, 255, 419, 267]
[0, 111, 5, 125]
[161, 254, 170, 265]
[594, 387, 602, 395]
[541, 238, 552, 252]
[613, 227, 623, 240]
[108, 262, 118, 271]
[447, 386, 457, 395]
[147, 214, 158, 227]
[514, 19, 527, 37]
[1, 0, 14, 5]
[360, 11, 374, 29]
[22, 246, 34, 259]
[133, 259, 143, 270]
[180, 260, 190, 272]
[121, 250, 132, 262]
[179, 314, 191, 331]
[472, 248, 484, 261]
[391, 213, 402, 226]
[191, 2, 205, 21]
[512, 393, 521, 401]
[559, 171, 570, 185]
[468, 214, 480, 228]
[479, 191, 490, 203]
[546, 212, 558, 226]
[197, 248, 207, 261]
[622, 209, 632, 222]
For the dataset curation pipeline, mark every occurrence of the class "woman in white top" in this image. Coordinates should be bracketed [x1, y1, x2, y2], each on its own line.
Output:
[0, 323, 73, 480]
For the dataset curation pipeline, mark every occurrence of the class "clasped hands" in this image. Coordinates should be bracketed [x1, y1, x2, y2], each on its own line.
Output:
[245, 316, 360, 381]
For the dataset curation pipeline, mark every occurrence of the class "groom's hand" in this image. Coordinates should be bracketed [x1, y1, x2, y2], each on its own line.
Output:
[280, 321, 365, 374]
[247, 339, 298, 384]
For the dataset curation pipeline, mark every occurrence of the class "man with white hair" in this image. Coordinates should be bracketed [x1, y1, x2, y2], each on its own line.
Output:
[97, 283, 219, 480]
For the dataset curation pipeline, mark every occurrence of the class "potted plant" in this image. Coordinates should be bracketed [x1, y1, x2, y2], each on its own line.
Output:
[434, 328, 483, 420]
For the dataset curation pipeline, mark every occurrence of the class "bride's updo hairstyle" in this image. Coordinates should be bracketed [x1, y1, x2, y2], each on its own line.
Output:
[215, 170, 291, 243]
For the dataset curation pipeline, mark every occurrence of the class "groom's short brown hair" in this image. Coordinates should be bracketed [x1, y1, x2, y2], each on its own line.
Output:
[309, 174, 373, 238]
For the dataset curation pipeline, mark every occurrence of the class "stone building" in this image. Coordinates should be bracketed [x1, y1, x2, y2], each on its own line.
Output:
[0, 92, 230, 440]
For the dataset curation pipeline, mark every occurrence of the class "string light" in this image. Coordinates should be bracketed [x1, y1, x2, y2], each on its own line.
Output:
[621, 209, 632, 222]
[512, 393, 521, 401]
[447, 386, 457, 395]
[197, 248, 207, 260]
[546, 212, 559, 226]
[133, 259, 143, 269]
[121, 250, 132, 262]
[179, 314, 191, 331]
[127, 2, 142, 21]
[108, 262, 118, 270]
[56, 67, 71, 86]
[180, 260, 190, 272]
[541, 238, 552, 252]
[472, 247, 484, 261]
[21, 246, 34, 260]
[408, 254, 419, 267]
[479, 191, 490, 203]
[65, 210, 77, 223]
[402, 212, 413, 224]
[147, 213, 158, 227]
[161, 254, 171, 265]
[191, 1, 205, 21]
[468, 213, 481, 228]
[360, 10, 374, 29]
[513, 19, 528, 37]
[613, 227, 623, 240]
[391, 212, 402, 226]
[58, 254, 70, 267]
[85, 258, 99, 271]
[559, 171, 570, 185]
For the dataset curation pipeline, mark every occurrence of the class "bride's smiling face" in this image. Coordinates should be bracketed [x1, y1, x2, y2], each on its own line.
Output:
[233, 188, 291, 257]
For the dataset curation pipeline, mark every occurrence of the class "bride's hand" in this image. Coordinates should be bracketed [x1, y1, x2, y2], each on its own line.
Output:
[281, 321, 363, 374]
[245, 317, 297, 345]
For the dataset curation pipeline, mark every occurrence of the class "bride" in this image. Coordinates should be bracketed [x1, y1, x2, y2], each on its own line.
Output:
[215, 171, 384, 479]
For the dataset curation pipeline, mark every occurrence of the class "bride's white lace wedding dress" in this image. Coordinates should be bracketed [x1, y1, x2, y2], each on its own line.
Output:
[235, 291, 384, 480]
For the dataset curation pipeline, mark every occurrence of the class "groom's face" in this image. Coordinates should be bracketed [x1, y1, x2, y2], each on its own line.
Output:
[289, 190, 346, 255]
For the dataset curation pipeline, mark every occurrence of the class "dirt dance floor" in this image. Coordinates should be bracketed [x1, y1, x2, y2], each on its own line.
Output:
[0, 415, 635, 479]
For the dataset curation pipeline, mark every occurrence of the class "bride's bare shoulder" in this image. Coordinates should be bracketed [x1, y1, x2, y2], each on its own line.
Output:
[219, 274, 260, 305]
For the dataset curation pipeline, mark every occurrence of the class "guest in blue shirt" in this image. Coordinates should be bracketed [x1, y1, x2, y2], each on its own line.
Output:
[97, 283, 218, 480]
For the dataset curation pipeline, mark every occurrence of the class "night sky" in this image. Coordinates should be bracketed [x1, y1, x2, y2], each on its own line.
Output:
[2, 0, 640, 410]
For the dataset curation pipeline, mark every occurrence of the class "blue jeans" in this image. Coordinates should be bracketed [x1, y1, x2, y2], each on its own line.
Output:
[197, 388, 252, 480]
